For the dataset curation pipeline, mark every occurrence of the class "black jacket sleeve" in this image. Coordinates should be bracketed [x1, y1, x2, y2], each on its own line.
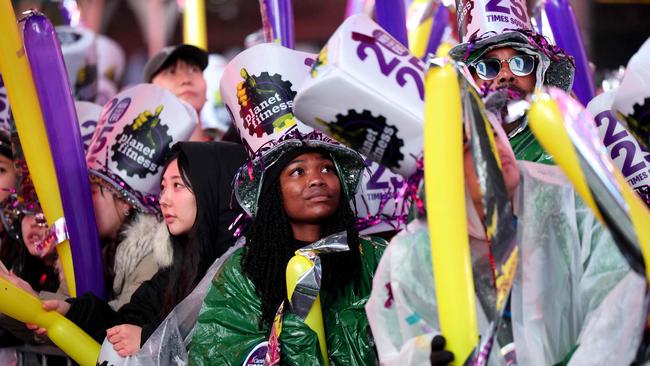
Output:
[66, 269, 169, 344]
[66, 293, 121, 343]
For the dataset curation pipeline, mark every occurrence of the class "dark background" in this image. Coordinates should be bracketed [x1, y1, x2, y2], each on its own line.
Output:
[12, 0, 650, 87]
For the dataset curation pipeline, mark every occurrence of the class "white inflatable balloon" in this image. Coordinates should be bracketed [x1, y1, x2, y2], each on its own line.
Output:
[294, 14, 425, 177]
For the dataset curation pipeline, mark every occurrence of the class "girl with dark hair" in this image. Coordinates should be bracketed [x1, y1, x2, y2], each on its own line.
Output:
[26, 141, 246, 357]
[190, 138, 387, 365]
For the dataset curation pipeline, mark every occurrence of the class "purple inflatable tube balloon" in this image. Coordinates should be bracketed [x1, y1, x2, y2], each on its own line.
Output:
[425, 3, 449, 59]
[260, 0, 295, 49]
[375, 0, 409, 47]
[23, 12, 106, 299]
[544, 0, 596, 106]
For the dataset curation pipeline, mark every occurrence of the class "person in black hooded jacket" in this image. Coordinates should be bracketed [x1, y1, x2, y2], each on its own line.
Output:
[27, 141, 246, 356]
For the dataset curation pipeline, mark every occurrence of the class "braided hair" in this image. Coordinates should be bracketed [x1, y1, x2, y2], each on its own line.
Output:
[241, 149, 361, 327]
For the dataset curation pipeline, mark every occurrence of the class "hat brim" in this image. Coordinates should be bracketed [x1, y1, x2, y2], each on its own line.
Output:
[89, 170, 159, 215]
[234, 140, 366, 218]
[145, 44, 209, 82]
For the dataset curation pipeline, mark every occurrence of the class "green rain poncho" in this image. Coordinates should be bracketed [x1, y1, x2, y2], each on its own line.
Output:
[189, 235, 386, 365]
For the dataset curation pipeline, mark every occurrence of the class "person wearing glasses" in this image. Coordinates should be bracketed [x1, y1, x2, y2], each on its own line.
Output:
[448, 1, 575, 164]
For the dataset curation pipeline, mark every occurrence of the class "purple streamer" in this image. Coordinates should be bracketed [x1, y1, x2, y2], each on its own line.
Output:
[544, 0, 595, 105]
[375, 0, 409, 47]
[424, 3, 449, 58]
[23, 12, 106, 299]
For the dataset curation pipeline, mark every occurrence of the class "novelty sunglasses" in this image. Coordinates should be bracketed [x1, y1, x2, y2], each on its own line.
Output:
[471, 54, 536, 81]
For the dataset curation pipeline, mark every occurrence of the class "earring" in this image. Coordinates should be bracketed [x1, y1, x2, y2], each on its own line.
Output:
[124, 210, 130, 217]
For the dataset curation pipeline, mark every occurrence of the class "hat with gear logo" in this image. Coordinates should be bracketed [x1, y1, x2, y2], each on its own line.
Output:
[220, 43, 316, 156]
[86, 84, 197, 214]
[220, 44, 366, 218]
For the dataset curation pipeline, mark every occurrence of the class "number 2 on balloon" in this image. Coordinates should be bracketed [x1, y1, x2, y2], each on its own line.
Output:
[352, 32, 425, 101]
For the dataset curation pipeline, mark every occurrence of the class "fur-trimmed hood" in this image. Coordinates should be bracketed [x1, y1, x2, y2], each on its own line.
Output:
[112, 213, 172, 295]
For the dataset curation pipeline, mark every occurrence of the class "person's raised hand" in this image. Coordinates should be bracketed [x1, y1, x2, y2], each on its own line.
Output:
[106, 324, 142, 357]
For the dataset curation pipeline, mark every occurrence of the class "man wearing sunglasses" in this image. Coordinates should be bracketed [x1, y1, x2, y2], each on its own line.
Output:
[449, 0, 575, 164]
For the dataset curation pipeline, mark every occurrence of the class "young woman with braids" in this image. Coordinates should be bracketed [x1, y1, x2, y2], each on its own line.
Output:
[24, 141, 246, 357]
[190, 138, 387, 365]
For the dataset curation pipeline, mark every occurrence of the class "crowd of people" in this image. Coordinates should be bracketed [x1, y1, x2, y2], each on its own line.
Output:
[0, 1, 648, 366]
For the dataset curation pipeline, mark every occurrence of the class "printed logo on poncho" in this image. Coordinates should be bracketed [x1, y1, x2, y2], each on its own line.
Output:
[316, 109, 404, 169]
[236, 68, 297, 138]
[110, 105, 172, 178]
[242, 341, 268, 366]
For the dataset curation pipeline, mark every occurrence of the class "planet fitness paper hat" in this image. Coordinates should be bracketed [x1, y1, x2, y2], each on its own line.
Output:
[294, 14, 426, 178]
[448, 0, 574, 92]
[221, 45, 368, 218]
[223, 43, 408, 231]
[86, 84, 197, 214]
[74, 101, 102, 153]
[56, 26, 98, 102]
[220, 43, 316, 156]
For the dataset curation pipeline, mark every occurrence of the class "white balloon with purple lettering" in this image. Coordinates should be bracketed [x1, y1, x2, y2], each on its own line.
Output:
[355, 159, 408, 235]
[587, 90, 650, 204]
[219, 43, 315, 156]
[294, 14, 425, 178]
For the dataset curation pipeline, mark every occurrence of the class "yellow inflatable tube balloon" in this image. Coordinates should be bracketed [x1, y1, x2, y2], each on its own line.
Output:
[0, 277, 100, 366]
[286, 255, 329, 366]
[407, 0, 434, 59]
[0, 0, 76, 296]
[527, 93, 602, 221]
[183, 0, 207, 50]
[528, 92, 650, 281]
[424, 62, 479, 364]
